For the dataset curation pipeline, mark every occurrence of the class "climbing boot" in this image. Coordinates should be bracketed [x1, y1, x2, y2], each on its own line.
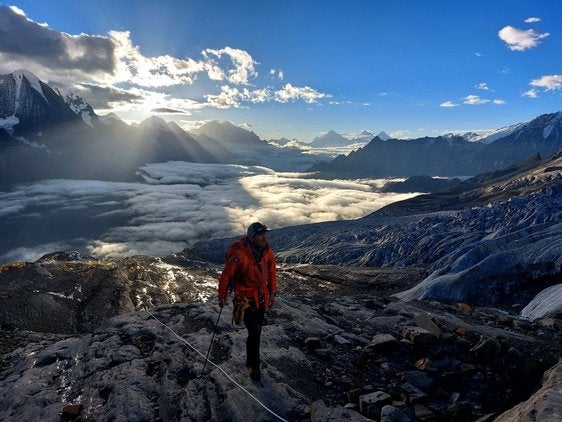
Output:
[248, 365, 261, 382]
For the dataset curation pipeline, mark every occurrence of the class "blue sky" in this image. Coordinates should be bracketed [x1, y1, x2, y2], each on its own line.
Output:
[1, 0, 561, 141]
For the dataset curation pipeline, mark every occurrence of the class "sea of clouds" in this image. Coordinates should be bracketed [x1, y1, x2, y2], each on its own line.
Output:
[0, 162, 417, 263]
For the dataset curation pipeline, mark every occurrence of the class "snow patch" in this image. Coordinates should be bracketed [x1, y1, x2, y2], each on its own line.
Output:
[0, 116, 19, 132]
[543, 113, 561, 139]
[47, 291, 75, 300]
[15, 136, 49, 149]
[471, 120, 531, 144]
[81, 111, 93, 128]
[13, 69, 48, 104]
[521, 283, 562, 320]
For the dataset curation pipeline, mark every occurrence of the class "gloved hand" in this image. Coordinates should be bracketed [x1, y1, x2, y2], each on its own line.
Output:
[219, 297, 228, 308]
[269, 292, 276, 308]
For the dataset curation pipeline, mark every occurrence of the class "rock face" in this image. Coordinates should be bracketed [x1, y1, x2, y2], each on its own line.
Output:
[0, 253, 561, 421]
[495, 359, 562, 422]
[0, 252, 218, 333]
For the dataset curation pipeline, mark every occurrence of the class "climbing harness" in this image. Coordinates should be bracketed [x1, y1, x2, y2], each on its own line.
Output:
[232, 297, 250, 325]
[146, 309, 288, 422]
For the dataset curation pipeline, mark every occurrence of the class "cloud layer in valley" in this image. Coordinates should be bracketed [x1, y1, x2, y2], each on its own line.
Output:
[0, 162, 417, 263]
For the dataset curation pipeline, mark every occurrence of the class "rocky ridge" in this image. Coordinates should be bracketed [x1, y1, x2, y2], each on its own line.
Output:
[0, 253, 560, 421]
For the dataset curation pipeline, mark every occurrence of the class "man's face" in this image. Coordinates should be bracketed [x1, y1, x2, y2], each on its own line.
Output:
[252, 233, 268, 248]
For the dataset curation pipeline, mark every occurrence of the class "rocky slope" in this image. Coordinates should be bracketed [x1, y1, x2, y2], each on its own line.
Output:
[0, 252, 560, 421]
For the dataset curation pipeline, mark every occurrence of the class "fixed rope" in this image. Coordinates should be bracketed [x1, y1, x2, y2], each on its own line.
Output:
[145, 309, 288, 422]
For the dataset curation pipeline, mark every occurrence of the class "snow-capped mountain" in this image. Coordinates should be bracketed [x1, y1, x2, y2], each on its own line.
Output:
[310, 129, 351, 147]
[309, 130, 389, 148]
[467, 119, 534, 144]
[191, 120, 263, 146]
[375, 130, 391, 141]
[0, 70, 323, 187]
[0, 69, 81, 135]
[309, 111, 562, 177]
[350, 130, 375, 144]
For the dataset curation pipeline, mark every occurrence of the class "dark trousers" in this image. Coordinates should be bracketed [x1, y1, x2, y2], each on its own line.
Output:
[244, 302, 265, 370]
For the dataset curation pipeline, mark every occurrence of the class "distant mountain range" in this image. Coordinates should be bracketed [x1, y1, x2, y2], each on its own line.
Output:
[309, 129, 390, 147]
[0, 70, 327, 188]
[2, 69, 562, 187]
[309, 112, 562, 177]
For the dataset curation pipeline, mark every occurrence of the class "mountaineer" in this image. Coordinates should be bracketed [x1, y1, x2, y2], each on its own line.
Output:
[218, 222, 277, 382]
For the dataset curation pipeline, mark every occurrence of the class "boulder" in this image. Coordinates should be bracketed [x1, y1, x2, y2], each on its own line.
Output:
[401, 326, 435, 346]
[470, 336, 501, 361]
[401, 383, 428, 404]
[413, 404, 435, 420]
[310, 399, 374, 422]
[413, 313, 443, 338]
[380, 405, 411, 422]
[400, 371, 433, 391]
[358, 334, 400, 365]
[359, 391, 392, 413]
[334, 334, 352, 346]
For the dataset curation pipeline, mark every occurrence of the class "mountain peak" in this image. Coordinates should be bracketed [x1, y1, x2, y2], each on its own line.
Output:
[191, 119, 261, 145]
[13, 68, 40, 80]
[376, 131, 391, 141]
[310, 130, 349, 147]
[11, 69, 47, 103]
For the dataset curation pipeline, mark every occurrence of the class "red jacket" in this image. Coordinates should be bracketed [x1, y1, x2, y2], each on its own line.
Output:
[218, 237, 277, 309]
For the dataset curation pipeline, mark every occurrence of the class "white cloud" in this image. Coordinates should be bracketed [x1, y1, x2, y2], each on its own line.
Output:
[205, 85, 244, 109]
[0, 5, 328, 117]
[390, 130, 411, 139]
[1, 242, 72, 263]
[268, 69, 284, 80]
[108, 31, 208, 87]
[476, 82, 489, 90]
[202, 47, 258, 85]
[530, 74, 562, 91]
[440, 101, 459, 107]
[498, 25, 549, 51]
[246, 87, 271, 103]
[463, 95, 490, 105]
[524, 17, 541, 23]
[274, 83, 330, 104]
[462, 95, 505, 106]
[0, 163, 417, 262]
[474, 52, 482, 57]
[205, 85, 273, 109]
[522, 88, 539, 98]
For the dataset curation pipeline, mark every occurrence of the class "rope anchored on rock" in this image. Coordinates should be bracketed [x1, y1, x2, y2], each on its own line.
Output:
[146, 309, 288, 422]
